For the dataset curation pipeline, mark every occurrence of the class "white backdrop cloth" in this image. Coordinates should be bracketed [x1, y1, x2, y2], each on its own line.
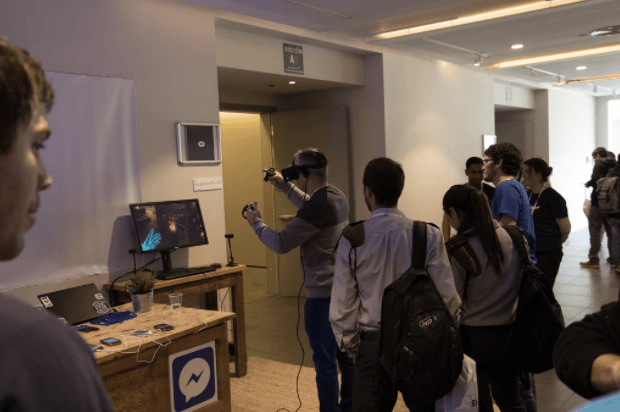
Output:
[0, 72, 141, 291]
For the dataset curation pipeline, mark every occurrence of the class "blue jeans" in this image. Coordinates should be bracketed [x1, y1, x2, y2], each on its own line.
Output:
[305, 297, 355, 412]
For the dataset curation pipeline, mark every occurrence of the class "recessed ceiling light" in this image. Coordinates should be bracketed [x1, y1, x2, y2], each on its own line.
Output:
[511, 44, 524, 49]
[289, 81, 296, 85]
[576, 66, 587, 70]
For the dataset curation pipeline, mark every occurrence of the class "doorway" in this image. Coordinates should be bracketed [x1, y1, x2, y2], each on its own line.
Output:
[220, 111, 275, 304]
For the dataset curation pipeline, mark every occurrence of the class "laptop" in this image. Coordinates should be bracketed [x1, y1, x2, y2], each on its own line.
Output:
[37, 283, 113, 325]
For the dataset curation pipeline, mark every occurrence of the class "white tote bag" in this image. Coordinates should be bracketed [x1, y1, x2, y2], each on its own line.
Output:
[435, 354, 479, 412]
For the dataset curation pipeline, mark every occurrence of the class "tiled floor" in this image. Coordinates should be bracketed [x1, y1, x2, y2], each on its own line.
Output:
[241, 227, 618, 411]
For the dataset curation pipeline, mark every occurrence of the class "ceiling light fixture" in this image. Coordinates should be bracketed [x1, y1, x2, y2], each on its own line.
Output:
[365, 0, 588, 42]
[512, 44, 524, 49]
[563, 72, 620, 85]
[289, 81, 296, 84]
[576, 66, 587, 70]
[421, 38, 490, 63]
[474, 55, 482, 66]
[525, 65, 565, 83]
[281, 0, 352, 19]
[488, 42, 620, 69]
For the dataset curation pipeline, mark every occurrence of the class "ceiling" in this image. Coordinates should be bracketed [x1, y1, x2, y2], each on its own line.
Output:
[193, 0, 620, 96]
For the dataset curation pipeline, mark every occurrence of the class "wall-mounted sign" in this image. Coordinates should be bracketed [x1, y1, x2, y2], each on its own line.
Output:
[284, 43, 304, 75]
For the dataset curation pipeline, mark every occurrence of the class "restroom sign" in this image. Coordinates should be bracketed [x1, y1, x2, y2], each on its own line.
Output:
[284, 43, 304, 75]
[169, 341, 217, 412]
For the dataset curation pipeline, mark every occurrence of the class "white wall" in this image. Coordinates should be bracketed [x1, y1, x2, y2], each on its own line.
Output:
[0, 0, 225, 303]
[494, 83, 535, 109]
[382, 55, 495, 226]
[596, 95, 620, 151]
[276, 54, 385, 220]
[548, 89, 596, 230]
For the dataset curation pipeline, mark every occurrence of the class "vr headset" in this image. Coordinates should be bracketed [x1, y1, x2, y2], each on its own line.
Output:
[281, 151, 328, 182]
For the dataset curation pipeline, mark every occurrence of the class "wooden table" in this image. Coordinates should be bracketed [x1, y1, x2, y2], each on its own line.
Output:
[105, 265, 247, 378]
[81, 303, 234, 412]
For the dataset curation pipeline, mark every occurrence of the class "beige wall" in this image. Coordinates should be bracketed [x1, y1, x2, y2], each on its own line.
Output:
[382, 55, 495, 226]
[219, 112, 267, 267]
[548, 89, 596, 230]
[1, 0, 225, 302]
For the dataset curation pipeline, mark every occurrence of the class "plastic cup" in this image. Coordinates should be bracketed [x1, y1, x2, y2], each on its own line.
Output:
[169, 293, 183, 313]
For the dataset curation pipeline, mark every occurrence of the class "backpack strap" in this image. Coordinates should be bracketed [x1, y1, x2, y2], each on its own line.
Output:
[341, 220, 366, 279]
[502, 225, 531, 267]
[445, 235, 482, 304]
[412, 221, 427, 269]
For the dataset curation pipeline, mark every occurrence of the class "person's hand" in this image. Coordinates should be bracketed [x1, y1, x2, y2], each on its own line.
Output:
[141, 228, 162, 251]
[263, 169, 284, 186]
[246, 201, 262, 225]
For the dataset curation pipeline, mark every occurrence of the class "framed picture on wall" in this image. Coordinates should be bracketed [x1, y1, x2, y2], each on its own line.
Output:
[176, 122, 222, 165]
[483, 134, 496, 155]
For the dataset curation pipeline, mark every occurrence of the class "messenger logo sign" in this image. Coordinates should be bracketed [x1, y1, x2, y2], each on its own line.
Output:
[170, 341, 217, 412]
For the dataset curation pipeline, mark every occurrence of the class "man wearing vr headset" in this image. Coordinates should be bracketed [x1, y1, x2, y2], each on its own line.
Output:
[245, 148, 354, 412]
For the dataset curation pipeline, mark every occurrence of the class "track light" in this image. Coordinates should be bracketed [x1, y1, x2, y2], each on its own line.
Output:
[474, 55, 482, 66]
[366, 0, 589, 42]
[594, 85, 598, 93]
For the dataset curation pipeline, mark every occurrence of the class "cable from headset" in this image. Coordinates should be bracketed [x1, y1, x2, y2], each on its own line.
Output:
[276, 251, 306, 412]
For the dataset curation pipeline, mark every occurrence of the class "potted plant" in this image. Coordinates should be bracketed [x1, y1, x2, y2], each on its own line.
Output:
[125, 269, 157, 314]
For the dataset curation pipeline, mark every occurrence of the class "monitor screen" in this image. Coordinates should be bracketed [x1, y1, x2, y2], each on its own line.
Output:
[129, 199, 208, 253]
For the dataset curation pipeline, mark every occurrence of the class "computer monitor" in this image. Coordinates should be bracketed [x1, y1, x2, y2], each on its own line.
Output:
[129, 199, 208, 273]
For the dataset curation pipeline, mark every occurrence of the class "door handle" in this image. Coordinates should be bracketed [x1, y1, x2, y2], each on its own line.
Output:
[278, 214, 296, 220]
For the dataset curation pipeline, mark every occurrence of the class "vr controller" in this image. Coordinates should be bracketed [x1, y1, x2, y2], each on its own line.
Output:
[242, 204, 255, 219]
[264, 168, 276, 182]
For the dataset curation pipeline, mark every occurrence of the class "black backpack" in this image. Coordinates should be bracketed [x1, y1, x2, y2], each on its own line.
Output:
[343, 220, 463, 405]
[503, 225, 565, 374]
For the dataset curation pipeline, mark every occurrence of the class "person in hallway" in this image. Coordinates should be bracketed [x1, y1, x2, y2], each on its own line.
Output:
[601, 153, 620, 277]
[483, 142, 538, 412]
[442, 156, 495, 240]
[521, 158, 571, 288]
[329, 157, 461, 412]
[443, 184, 526, 412]
[0, 38, 115, 411]
[245, 148, 354, 412]
[554, 300, 620, 402]
[582, 147, 613, 269]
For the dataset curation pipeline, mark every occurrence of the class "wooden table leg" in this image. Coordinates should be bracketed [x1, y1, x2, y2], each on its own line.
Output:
[230, 271, 247, 377]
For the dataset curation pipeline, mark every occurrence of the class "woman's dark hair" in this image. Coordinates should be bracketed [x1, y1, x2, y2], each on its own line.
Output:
[484, 142, 523, 177]
[363, 157, 405, 207]
[523, 158, 553, 182]
[443, 185, 505, 275]
[592, 147, 607, 158]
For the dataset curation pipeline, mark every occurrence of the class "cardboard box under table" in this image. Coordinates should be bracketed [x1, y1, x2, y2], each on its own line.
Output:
[80, 303, 234, 412]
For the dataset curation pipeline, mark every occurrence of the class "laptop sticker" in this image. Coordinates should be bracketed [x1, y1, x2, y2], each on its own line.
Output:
[92, 301, 111, 314]
[95, 293, 104, 300]
[40, 296, 53, 308]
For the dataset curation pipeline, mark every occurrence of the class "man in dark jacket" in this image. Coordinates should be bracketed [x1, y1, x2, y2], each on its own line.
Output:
[582, 147, 613, 268]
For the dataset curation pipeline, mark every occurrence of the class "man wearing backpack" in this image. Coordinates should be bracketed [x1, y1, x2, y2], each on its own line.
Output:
[600, 153, 620, 277]
[329, 157, 461, 412]
[582, 147, 613, 269]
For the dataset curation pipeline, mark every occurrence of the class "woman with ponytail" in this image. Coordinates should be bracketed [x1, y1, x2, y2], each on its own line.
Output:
[522, 158, 571, 287]
[443, 184, 527, 412]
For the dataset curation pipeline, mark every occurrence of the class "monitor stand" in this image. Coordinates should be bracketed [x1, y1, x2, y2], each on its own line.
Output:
[160, 250, 173, 274]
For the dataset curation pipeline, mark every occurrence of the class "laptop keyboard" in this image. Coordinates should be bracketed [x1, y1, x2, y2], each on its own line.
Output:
[156, 266, 217, 281]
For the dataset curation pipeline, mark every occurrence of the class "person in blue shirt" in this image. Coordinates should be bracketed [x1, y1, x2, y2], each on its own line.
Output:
[483, 142, 538, 412]
[483, 143, 537, 264]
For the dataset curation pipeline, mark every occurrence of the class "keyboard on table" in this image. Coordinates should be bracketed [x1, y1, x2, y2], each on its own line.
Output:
[156, 265, 217, 281]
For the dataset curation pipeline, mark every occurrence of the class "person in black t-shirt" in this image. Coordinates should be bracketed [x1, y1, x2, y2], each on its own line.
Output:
[522, 158, 571, 288]
[442, 156, 495, 239]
